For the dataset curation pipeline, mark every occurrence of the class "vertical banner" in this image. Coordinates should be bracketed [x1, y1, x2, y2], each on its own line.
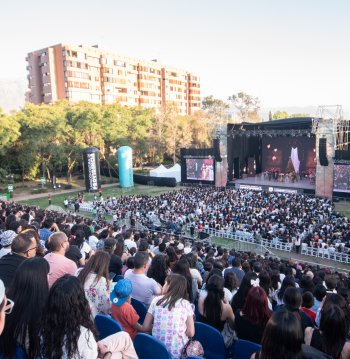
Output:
[118, 146, 134, 188]
[83, 147, 101, 192]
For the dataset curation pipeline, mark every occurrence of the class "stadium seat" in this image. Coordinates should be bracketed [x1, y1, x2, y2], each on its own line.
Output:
[134, 333, 172, 359]
[193, 322, 226, 359]
[131, 297, 147, 324]
[0, 344, 41, 359]
[233, 339, 262, 359]
[95, 314, 123, 340]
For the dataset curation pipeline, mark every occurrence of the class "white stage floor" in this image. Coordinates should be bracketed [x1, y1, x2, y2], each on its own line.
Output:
[234, 175, 315, 190]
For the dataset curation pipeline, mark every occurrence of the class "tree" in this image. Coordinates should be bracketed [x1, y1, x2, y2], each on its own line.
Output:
[272, 111, 310, 120]
[0, 108, 20, 154]
[228, 92, 260, 122]
[202, 95, 230, 137]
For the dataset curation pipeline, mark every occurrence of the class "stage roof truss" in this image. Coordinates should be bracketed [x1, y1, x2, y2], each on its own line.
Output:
[313, 105, 350, 151]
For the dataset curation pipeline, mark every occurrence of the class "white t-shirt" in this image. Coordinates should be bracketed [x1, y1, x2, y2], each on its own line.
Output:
[124, 239, 137, 251]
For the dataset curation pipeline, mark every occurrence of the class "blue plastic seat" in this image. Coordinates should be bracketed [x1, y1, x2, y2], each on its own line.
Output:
[233, 339, 262, 359]
[95, 314, 123, 340]
[0, 344, 41, 359]
[131, 297, 147, 324]
[193, 322, 226, 359]
[134, 333, 172, 359]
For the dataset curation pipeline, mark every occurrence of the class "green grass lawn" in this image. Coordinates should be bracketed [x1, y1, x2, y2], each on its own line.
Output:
[18, 184, 179, 210]
[335, 201, 350, 219]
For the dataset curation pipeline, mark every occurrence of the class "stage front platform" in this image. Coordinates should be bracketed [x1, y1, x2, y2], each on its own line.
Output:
[230, 174, 315, 194]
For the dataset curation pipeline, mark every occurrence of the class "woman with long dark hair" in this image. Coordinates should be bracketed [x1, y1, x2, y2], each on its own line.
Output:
[0, 257, 49, 358]
[173, 258, 196, 302]
[142, 274, 194, 359]
[41, 275, 137, 359]
[231, 272, 258, 312]
[78, 250, 111, 317]
[251, 309, 304, 359]
[147, 254, 170, 286]
[198, 274, 235, 332]
[305, 304, 350, 358]
[235, 286, 271, 344]
[274, 275, 296, 307]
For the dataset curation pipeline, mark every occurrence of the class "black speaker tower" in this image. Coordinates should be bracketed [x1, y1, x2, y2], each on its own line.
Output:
[319, 138, 328, 166]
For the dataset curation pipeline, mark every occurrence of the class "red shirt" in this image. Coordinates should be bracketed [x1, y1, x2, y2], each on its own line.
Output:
[111, 301, 139, 339]
[301, 307, 316, 322]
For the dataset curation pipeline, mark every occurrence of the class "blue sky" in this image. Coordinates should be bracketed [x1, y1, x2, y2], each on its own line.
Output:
[1, 0, 349, 109]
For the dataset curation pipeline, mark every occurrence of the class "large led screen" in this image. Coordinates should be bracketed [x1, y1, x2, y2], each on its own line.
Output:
[262, 137, 316, 174]
[186, 158, 214, 181]
[334, 164, 350, 193]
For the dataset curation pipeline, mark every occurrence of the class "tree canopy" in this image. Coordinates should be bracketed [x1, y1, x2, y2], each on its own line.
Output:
[0, 101, 211, 182]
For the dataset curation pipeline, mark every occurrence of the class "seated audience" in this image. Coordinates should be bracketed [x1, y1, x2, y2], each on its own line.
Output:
[142, 274, 194, 359]
[41, 275, 138, 359]
[78, 250, 111, 317]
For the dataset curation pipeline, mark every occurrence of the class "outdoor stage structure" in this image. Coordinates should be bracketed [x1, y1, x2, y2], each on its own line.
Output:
[227, 110, 350, 199]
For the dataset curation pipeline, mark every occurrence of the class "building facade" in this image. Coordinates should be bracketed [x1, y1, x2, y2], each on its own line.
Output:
[26, 44, 201, 115]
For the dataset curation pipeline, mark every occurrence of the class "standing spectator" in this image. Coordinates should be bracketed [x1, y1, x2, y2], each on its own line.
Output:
[44, 232, 77, 288]
[74, 200, 80, 213]
[48, 194, 52, 206]
[124, 252, 162, 307]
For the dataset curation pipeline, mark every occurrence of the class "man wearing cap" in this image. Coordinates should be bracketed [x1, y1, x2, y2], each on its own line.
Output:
[124, 252, 162, 307]
[0, 230, 37, 288]
[0, 231, 16, 258]
[110, 279, 144, 340]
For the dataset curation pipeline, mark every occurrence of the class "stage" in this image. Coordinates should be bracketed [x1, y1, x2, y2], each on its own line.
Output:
[230, 174, 315, 194]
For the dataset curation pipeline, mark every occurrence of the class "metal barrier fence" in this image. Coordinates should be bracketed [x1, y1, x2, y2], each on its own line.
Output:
[188, 226, 350, 265]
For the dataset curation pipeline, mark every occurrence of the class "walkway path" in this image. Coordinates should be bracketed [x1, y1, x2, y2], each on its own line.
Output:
[13, 183, 118, 202]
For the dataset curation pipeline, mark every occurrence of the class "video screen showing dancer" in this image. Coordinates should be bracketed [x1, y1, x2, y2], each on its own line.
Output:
[334, 164, 350, 193]
[186, 158, 214, 181]
[261, 137, 316, 177]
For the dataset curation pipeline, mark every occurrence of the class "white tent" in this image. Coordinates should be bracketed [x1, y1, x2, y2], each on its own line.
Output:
[165, 164, 181, 182]
[149, 164, 181, 182]
[149, 164, 168, 177]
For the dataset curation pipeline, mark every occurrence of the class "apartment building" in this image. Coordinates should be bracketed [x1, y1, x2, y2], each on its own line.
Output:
[26, 44, 201, 115]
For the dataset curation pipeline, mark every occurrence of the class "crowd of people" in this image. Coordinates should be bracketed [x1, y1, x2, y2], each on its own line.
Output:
[83, 187, 350, 256]
[0, 197, 349, 358]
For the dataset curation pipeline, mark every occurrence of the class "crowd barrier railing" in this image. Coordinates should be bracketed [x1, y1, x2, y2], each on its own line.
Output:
[186, 225, 350, 265]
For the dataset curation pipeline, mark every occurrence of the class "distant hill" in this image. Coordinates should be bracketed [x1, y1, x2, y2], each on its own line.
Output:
[0, 78, 27, 113]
